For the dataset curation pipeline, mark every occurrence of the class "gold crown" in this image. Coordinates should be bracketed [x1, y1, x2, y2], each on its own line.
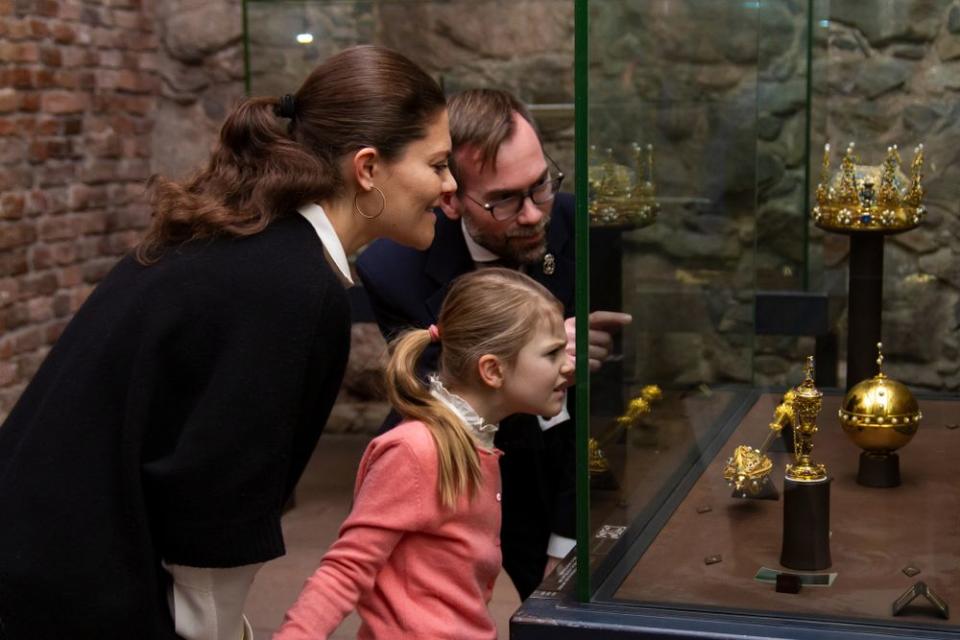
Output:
[812, 142, 926, 234]
[588, 143, 659, 227]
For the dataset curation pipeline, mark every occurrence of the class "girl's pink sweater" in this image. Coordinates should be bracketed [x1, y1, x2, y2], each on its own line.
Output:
[274, 420, 503, 640]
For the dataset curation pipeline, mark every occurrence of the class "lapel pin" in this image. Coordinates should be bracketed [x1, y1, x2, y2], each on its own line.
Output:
[542, 253, 556, 275]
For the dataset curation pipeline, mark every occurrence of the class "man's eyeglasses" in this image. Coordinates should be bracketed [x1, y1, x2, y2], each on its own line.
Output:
[462, 156, 565, 221]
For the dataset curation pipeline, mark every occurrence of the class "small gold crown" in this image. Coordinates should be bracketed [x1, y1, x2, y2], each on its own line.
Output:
[812, 141, 926, 234]
[588, 143, 659, 227]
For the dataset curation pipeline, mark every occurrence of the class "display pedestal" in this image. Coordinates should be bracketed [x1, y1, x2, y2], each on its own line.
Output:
[589, 226, 624, 415]
[857, 451, 900, 488]
[780, 477, 831, 571]
[846, 233, 884, 390]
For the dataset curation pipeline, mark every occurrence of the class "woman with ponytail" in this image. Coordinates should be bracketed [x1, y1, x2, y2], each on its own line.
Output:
[0, 46, 455, 640]
[275, 268, 573, 640]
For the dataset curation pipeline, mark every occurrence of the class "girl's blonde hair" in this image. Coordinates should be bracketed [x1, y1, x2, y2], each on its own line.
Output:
[385, 268, 565, 509]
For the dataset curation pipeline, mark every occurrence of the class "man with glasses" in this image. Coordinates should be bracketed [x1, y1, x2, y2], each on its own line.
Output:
[357, 88, 629, 600]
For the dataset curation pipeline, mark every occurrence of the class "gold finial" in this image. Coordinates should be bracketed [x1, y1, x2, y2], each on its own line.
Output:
[804, 355, 815, 383]
[908, 144, 925, 205]
[839, 143, 858, 205]
[646, 143, 654, 184]
[879, 145, 900, 207]
[876, 341, 885, 376]
[591, 385, 664, 482]
[814, 143, 831, 216]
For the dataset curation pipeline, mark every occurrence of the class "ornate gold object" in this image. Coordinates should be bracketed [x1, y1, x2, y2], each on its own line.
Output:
[723, 445, 773, 494]
[615, 384, 663, 429]
[812, 141, 925, 234]
[588, 144, 659, 227]
[588, 438, 610, 476]
[839, 342, 921, 453]
[590, 385, 662, 478]
[722, 389, 796, 495]
[786, 356, 828, 482]
[771, 389, 797, 434]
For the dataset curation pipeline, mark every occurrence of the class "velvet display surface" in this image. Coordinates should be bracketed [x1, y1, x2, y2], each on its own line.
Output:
[612, 393, 960, 629]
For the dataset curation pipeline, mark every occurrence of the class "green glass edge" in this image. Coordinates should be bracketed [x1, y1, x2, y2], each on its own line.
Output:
[242, 0, 252, 96]
[574, 0, 591, 603]
[801, 0, 814, 291]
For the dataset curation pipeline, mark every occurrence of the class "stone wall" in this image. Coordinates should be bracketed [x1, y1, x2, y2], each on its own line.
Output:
[152, 0, 245, 181]
[0, 0, 159, 420]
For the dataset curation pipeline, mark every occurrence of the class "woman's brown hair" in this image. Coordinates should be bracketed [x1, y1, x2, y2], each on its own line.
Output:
[137, 45, 446, 262]
[385, 268, 565, 509]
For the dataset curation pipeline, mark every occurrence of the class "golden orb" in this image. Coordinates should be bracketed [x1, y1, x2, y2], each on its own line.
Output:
[839, 343, 921, 453]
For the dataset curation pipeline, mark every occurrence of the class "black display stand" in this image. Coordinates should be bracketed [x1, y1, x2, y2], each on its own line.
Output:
[857, 451, 901, 488]
[846, 233, 884, 390]
[780, 476, 832, 571]
[589, 226, 625, 415]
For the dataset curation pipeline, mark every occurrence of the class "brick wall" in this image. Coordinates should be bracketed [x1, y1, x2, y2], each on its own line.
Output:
[0, 0, 159, 420]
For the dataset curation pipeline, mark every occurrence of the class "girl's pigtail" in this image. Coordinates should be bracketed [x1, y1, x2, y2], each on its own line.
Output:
[385, 328, 483, 509]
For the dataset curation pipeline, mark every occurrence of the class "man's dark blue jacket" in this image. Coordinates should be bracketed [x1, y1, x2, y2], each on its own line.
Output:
[356, 193, 576, 599]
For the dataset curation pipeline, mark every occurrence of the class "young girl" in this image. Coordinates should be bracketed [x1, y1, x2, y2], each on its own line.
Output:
[275, 268, 574, 640]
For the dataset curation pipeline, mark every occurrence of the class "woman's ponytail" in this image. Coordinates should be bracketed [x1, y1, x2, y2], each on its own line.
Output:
[138, 96, 334, 263]
[385, 328, 482, 510]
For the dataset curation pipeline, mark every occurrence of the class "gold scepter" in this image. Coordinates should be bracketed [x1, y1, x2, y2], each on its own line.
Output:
[589, 385, 662, 490]
[722, 389, 797, 499]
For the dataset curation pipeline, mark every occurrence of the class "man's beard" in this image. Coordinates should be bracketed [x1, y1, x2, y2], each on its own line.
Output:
[465, 217, 551, 266]
[503, 226, 549, 265]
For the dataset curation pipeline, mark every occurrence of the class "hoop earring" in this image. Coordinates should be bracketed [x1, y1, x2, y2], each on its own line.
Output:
[354, 186, 386, 220]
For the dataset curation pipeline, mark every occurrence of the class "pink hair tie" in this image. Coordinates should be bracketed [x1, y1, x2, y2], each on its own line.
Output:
[427, 324, 441, 342]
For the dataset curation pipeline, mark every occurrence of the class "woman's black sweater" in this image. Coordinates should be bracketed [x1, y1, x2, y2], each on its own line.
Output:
[0, 215, 350, 639]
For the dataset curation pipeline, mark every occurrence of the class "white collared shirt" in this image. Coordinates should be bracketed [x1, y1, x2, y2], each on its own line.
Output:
[298, 203, 354, 285]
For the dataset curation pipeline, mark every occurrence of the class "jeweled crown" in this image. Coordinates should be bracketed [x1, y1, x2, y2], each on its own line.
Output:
[588, 143, 659, 227]
[812, 142, 926, 234]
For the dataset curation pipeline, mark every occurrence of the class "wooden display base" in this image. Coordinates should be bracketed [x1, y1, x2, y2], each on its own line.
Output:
[781, 476, 832, 571]
[857, 451, 901, 488]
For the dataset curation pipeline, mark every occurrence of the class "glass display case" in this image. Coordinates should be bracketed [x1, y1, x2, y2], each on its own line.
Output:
[514, 1, 960, 638]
